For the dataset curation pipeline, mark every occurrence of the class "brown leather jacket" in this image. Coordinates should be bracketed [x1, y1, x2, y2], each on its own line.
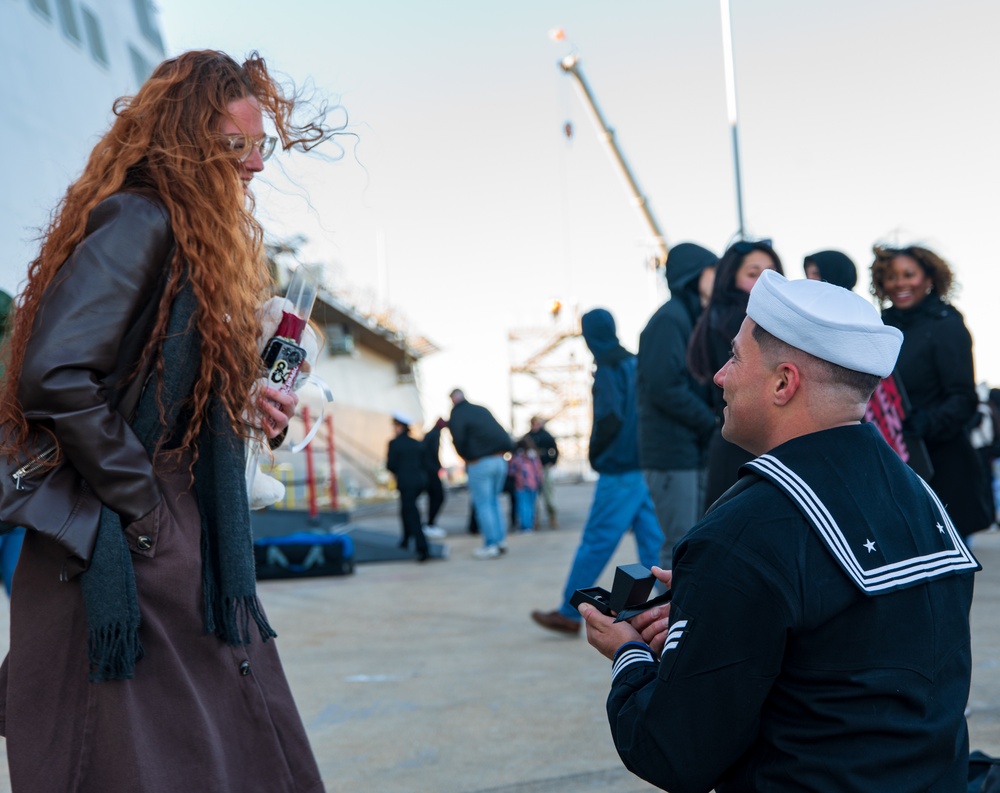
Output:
[17, 192, 173, 528]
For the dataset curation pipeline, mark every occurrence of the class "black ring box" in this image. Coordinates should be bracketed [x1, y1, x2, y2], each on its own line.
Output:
[570, 563, 672, 623]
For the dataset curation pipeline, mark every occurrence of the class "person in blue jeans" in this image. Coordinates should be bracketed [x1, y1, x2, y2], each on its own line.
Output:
[448, 389, 514, 559]
[532, 308, 662, 634]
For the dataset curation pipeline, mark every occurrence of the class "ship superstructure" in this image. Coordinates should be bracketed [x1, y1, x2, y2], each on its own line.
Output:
[1, 0, 166, 294]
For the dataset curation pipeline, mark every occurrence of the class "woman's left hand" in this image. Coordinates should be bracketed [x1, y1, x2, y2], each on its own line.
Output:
[254, 383, 298, 439]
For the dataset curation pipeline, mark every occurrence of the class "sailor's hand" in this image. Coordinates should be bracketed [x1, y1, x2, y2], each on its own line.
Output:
[631, 566, 673, 657]
[578, 603, 642, 661]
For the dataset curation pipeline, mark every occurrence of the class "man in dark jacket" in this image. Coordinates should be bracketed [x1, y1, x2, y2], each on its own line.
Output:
[526, 415, 559, 528]
[637, 243, 718, 568]
[386, 412, 429, 561]
[531, 309, 662, 634]
[448, 389, 513, 559]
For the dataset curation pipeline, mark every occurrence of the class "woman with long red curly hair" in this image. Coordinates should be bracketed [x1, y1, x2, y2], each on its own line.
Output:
[0, 50, 332, 792]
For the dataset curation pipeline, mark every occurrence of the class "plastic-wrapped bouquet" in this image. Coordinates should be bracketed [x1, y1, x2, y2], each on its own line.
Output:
[247, 268, 324, 509]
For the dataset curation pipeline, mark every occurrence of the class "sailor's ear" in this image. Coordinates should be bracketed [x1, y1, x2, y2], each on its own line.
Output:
[772, 362, 801, 406]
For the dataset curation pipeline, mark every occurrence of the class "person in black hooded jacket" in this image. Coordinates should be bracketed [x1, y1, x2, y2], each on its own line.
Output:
[637, 243, 718, 567]
[531, 309, 661, 635]
[871, 244, 992, 540]
[803, 249, 858, 290]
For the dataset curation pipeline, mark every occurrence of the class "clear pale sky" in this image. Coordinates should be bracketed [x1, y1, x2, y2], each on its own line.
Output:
[158, 0, 1000, 429]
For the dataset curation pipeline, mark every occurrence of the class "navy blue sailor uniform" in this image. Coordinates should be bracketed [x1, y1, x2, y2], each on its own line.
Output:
[607, 423, 979, 793]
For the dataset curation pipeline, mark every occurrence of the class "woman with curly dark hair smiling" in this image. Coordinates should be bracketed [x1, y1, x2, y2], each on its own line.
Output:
[0, 50, 336, 792]
[871, 244, 991, 542]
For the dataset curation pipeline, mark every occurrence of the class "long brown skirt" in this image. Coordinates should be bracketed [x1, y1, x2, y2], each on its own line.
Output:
[0, 463, 325, 793]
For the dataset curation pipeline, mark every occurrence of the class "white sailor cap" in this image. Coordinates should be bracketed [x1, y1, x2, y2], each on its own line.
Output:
[392, 411, 413, 426]
[747, 270, 902, 378]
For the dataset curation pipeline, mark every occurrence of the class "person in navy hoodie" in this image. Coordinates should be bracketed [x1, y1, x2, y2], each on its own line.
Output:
[531, 308, 661, 635]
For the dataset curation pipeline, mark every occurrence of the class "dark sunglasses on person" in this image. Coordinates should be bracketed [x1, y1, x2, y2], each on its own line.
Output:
[730, 238, 773, 255]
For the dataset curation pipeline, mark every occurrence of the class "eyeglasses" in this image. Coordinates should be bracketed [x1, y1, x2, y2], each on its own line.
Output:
[730, 238, 773, 255]
[225, 134, 278, 162]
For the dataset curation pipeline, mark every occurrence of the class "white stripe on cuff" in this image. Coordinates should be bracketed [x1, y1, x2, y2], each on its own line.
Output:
[612, 645, 655, 680]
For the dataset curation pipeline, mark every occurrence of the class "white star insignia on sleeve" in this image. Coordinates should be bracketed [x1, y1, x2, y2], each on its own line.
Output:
[863, 539, 876, 553]
[936, 523, 945, 533]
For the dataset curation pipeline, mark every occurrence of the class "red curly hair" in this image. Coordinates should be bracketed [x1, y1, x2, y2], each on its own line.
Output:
[0, 50, 334, 461]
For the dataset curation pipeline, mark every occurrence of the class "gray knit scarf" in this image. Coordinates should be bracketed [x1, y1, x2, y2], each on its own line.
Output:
[80, 279, 276, 683]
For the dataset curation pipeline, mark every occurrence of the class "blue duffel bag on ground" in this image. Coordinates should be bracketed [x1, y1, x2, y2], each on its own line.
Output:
[253, 532, 355, 579]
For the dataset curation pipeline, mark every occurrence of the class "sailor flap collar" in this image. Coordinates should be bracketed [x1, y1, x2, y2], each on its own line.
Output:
[741, 423, 980, 595]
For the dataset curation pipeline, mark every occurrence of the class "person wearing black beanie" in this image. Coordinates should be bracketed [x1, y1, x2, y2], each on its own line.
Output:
[803, 249, 858, 290]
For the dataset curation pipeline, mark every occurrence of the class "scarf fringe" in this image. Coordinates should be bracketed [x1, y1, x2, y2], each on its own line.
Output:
[87, 623, 144, 683]
[201, 529, 277, 644]
[207, 593, 277, 646]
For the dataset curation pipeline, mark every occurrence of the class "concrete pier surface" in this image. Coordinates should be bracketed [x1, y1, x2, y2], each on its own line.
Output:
[0, 480, 998, 792]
